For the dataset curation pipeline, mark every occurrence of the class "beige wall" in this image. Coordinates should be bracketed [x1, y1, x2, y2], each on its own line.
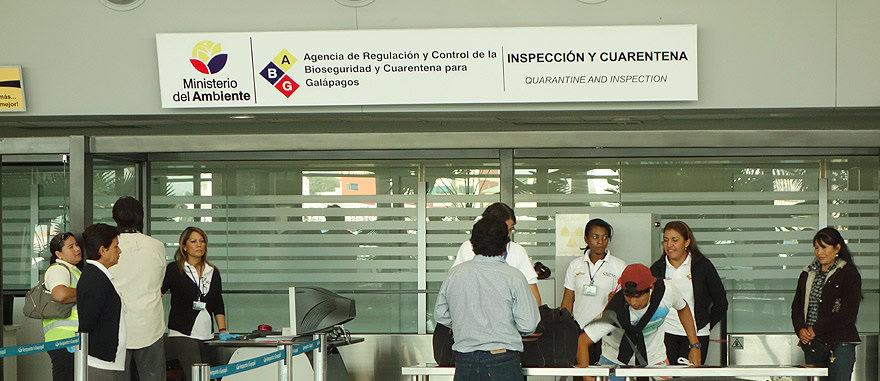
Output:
[1, 0, 878, 117]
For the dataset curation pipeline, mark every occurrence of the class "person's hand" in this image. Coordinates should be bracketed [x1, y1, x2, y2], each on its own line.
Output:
[798, 328, 812, 344]
[806, 327, 816, 340]
[219, 332, 241, 341]
[574, 361, 589, 368]
[688, 348, 702, 367]
[522, 332, 543, 342]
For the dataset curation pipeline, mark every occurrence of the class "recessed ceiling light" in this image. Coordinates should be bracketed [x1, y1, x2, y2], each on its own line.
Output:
[229, 115, 255, 120]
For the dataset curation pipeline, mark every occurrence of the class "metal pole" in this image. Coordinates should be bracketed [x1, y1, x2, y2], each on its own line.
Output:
[69, 136, 94, 234]
[192, 363, 210, 381]
[313, 333, 327, 381]
[0, 156, 4, 381]
[74, 332, 88, 381]
[281, 343, 293, 381]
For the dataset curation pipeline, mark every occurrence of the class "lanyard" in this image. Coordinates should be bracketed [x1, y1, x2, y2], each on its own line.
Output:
[585, 254, 605, 285]
[186, 265, 208, 298]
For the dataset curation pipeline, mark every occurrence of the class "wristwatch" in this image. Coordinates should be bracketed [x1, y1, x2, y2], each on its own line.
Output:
[688, 342, 702, 349]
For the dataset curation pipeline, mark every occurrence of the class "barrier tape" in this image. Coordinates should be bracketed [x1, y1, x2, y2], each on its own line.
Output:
[0, 336, 81, 359]
[208, 339, 321, 379]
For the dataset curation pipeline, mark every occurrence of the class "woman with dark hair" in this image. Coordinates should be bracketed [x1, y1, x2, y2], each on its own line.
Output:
[791, 227, 862, 381]
[650, 221, 727, 365]
[451, 202, 542, 305]
[561, 218, 626, 365]
[77, 223, 126, 381]
[162, 227, 226, 381]
[43, 232, 83, 381]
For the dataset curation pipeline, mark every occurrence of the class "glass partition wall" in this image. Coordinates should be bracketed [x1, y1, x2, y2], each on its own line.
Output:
[3, 153, 877, 335]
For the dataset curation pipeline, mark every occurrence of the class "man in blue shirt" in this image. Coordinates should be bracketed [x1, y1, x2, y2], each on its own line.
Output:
[435, 217, 540, 380]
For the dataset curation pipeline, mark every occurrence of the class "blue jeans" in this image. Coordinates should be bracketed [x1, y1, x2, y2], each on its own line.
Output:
[598, 356, 624, 381]
[453, 350, 522, 381]
[805, 343, 856, 381]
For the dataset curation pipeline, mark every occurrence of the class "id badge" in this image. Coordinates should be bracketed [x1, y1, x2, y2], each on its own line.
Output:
[583, 284, 598, 296]
[192, 301, 207, 311]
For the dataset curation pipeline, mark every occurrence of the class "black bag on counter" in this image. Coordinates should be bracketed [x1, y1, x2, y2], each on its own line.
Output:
[520, 305, 581, 367]
[433, 305, 580, 368]
[432, 323, 456, 366]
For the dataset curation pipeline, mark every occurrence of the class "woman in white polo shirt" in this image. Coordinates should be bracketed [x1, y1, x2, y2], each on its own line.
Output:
[561, 218, 626, 365]
[650, 221, 727, 365]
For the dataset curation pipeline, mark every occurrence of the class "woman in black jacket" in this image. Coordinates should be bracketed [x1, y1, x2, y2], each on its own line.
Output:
[791, 227, 861, 381]
[650, 221, 727, 365]
[162, 226, 226, 381]
[78, 223, 126, 381]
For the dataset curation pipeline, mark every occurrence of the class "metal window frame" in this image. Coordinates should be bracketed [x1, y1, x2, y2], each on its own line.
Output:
[2, 133, 880, 335]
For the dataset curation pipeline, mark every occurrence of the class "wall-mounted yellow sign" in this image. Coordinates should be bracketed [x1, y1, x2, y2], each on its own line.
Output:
[0, 66, 26, 112]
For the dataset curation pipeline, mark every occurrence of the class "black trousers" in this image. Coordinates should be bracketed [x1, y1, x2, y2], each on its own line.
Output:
[664, 333, 711, 365]
[167, 337, 211, 381]
[48, 348, 74, 381]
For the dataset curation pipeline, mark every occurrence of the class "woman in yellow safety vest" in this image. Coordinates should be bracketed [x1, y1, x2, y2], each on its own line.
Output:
[43, 232, 83, 381]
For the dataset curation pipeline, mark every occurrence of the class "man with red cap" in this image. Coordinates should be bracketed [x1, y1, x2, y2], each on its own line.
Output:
[575, 263, 701, 380]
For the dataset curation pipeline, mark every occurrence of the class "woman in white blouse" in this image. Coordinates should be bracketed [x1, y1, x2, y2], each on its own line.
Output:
[162, 227, 227, 381]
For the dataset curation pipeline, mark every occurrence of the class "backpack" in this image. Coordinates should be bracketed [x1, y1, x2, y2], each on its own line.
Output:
[520, 305, 581, 367]
[22, 264, 75, 319]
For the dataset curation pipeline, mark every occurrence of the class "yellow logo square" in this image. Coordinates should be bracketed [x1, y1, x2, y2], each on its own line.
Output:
[273, 49, 296, 71]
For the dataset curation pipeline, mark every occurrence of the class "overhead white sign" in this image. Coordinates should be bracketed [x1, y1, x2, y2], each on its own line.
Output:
[156, 25, 697, 108]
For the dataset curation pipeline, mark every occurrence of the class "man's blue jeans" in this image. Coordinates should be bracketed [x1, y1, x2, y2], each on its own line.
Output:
[453, 350, 522, 381]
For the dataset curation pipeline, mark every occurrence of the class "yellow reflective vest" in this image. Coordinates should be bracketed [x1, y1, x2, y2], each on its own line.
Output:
[42, 263, 81, 342]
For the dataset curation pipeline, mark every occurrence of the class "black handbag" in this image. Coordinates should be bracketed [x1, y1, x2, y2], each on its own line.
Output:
[800, 339, 831, 365]
[22, 265, 75, 320]
[432, 323, 455, 366]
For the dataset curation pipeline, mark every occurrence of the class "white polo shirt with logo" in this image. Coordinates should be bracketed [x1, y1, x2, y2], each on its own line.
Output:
[452, 240, 538, 285]
[563, 250, 626, 327]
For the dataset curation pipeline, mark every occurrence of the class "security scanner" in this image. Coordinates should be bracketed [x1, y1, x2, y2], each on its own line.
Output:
[210, 287, 360, 381]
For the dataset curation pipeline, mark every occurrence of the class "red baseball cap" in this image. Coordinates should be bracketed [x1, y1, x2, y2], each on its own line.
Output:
[619, 264, 656, 293]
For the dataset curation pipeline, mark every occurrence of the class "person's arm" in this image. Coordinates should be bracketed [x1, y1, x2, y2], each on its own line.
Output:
[560, 258, 579, 313]
[561, 288, 575, 314]
[208, 269, 226, 316]
[51, 285, 76, 303]
[161, 263, 173, 294]
[704, 260, 728, 329]
[577, 317, 615, 370]
[811, 269, 861, 338]
[529, 284, 542, 306]
[512, 277, 540, 335]
[576, 331, 594, 367]
[215, 314, 227, 332]
[790, 272, 811, 343]
[77, 274, 109, 333]
[434, 280, 452, 326]
[676, 303, 702, 367]
[45, 265, 76, 303]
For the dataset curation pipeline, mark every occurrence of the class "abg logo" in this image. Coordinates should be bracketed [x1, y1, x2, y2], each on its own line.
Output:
[260, 49, 299, 98]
